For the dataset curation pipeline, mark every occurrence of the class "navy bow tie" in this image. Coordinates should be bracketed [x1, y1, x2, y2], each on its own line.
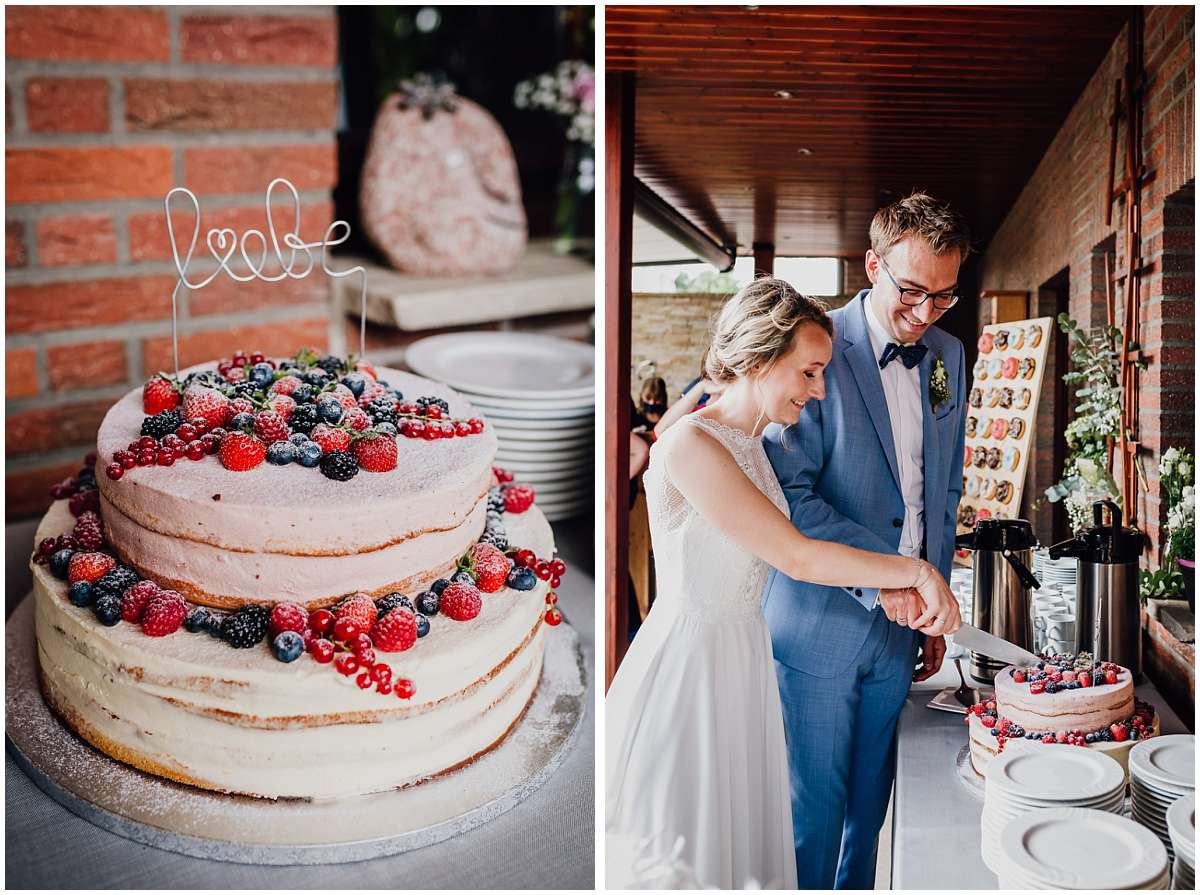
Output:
[879, 342, 928, 370]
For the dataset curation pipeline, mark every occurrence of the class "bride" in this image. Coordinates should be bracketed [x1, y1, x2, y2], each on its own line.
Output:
[605, 278, 961, 889]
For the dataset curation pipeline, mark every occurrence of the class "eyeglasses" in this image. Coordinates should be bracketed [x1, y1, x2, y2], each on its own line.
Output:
[878, 256, 960, 310]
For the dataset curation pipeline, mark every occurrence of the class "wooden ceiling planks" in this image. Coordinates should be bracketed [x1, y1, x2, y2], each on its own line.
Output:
[607, 4, 1131, 259]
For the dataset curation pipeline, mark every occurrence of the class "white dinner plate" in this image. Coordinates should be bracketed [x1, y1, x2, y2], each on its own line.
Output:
[406, 333, 595, 400]
[496, 441, 594, 461]
[494, 430, 593, 450]
[995, 808, 1169, 890]
[492, 455, 593, 475]
[499, 469, 592, 488]
[521, 480, 591, 500]
[463, 391, 594, 412]
[1166, 795, 1195, 860]
[474, 402, 595, 422]
[1135, 776, 1194, 804]
[1134, 782, 1182, 810]
[1131, 737, 1196, 791]
[987, 747, 1125, 802]
[486, 413, 593, 432]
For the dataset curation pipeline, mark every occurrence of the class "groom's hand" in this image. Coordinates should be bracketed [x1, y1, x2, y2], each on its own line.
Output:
[913, 634, 946, 682]
[879, 588, 923, 628]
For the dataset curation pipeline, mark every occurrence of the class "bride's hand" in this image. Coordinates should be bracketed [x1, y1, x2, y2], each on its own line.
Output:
[910, 562, 961, 636]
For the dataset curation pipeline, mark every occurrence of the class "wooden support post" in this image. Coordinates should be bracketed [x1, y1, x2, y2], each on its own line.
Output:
[605, 72, 635, 691]
[1105, 79, 1121, 227]
[753, 241, 776, 278]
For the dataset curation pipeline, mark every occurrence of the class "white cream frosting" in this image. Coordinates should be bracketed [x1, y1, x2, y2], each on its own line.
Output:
[95, 364, 497, 603]
[32, 499, 557, 799]
[968, 711, 1160, 780]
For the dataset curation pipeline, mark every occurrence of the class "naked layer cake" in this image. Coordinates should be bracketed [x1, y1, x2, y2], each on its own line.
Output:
[30, 349, 566, 800]
[966, 651, 1159, 780]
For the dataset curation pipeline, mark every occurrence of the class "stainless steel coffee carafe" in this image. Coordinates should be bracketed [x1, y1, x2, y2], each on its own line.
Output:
[955, 518, 1041, 684]
[1048, 499, 1145, 677]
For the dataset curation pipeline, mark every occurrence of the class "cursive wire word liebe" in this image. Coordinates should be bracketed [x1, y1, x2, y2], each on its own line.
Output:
[163, 177, 367, 375]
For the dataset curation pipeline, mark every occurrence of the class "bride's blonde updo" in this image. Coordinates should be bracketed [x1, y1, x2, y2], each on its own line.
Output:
[702, 277, 833, 384]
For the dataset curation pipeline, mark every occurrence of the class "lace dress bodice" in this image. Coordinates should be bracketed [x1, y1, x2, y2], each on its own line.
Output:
[642, 415, 790, 621]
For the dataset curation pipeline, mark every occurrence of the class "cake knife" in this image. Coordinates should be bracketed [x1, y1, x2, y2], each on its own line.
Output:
[949, 623, 1041, 667]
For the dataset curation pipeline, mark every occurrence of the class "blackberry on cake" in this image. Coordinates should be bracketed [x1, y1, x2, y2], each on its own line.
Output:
[141, 409, 183, 439]
[376, 592, 414, 618]
[222, 605, 271, 648]
[93, 593, 122, 626]
[319, 450, 359, 481]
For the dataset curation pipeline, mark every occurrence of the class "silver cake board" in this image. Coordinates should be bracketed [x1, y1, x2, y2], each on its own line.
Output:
[5, 594, 586, 865]
[955, 743, 986, 799]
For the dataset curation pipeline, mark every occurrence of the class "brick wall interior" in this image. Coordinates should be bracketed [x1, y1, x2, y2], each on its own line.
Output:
[630, 257, 866, 401]
[5, 5, 595, 522]
[977, 5, 1195, 561]
[5, 6, 340, 518]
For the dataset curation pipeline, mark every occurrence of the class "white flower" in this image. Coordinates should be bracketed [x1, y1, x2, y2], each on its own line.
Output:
[1179, 461, 1191, 480]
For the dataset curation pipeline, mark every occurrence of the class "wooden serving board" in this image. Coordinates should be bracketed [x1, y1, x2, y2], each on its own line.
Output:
[956, 316, 1052, 533]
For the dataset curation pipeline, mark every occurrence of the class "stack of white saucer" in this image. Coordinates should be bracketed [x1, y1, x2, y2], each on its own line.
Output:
[992, 807, 1170, 889]
[1130, 735, 1196, 862]
[1166, 794, 1195, 889]
[982, 747, 1126, 874]
[406, 332, 594, 521]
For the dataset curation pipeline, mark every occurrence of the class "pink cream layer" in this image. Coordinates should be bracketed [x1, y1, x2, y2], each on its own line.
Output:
[94, 363, 496, 605]
[994, 663, 1134, 735]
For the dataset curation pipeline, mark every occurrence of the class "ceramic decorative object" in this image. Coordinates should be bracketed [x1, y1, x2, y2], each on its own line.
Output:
[360, 76, 527, 276]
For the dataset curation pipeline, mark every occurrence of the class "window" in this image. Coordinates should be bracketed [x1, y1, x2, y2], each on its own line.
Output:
[632, 256, 842, 295]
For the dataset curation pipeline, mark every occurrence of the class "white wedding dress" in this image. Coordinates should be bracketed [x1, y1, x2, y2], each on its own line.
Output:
[606, 415, 798, 890]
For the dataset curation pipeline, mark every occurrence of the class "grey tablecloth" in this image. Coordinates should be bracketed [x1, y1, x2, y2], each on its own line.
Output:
[5, 517, 596, 889]
[892, 661, 1189, 890]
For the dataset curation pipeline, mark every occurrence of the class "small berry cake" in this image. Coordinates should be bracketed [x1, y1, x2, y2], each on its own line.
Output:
[31, 349, 566, 799]
[965, 651, 1160, 780]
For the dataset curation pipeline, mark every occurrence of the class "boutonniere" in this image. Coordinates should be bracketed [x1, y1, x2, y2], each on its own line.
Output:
[929, 352, 951, 410]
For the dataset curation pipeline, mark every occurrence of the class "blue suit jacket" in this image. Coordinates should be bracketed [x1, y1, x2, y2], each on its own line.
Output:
[762, 290, 967, 677]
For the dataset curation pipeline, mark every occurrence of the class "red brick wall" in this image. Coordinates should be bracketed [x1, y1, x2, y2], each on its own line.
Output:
[978, 6, 1195, 560]
[5, 6, 340, 518]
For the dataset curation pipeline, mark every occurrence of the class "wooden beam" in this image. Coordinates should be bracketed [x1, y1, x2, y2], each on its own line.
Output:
[753, 241, 776, 278]
[605, 72, 635, 692]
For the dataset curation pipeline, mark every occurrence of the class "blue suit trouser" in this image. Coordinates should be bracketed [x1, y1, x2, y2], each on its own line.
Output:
[775, 608, 918, 889]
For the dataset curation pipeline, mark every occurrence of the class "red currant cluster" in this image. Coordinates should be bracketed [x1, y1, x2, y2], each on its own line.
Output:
[107, 423, 229, 479]
[216, 350, 274, 381]
[396, 408, 485, 441]
[305, 608, 415, 700]
[33, 533, 79, 565]
[513, 549, 567, 626]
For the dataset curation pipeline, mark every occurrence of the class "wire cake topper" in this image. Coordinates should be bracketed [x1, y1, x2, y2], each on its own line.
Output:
[164, 177, 367, 377]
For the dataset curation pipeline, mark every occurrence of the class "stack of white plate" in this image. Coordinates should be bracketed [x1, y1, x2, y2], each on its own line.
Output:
[406, 332, 594, 521]
[982, 747, 1126, 874]
[1130, 735, 1196, 862]
[1166, 794, 1195, 889]
[992, 808, 1169, 889]
[1033, 548, 1079, 588]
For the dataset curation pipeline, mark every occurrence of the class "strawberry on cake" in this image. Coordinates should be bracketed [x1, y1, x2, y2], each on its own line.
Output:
[966, 651, 1159, 780]
[30, 348, 567, 800]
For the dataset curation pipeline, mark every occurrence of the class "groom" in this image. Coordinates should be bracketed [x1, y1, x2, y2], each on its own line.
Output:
[762, 192, 970, 889]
